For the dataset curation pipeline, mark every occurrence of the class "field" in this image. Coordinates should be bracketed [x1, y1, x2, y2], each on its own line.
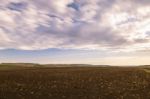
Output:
[0, 64, 150, 99]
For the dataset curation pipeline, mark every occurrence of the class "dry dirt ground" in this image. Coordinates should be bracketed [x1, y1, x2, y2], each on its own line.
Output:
[0, 65, 150, 99]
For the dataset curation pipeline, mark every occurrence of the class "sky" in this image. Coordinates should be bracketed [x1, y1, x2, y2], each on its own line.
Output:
[0, 0, 150, 65]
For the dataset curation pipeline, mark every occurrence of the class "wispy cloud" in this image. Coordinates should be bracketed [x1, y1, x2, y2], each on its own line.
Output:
[0, 0, 149, 51]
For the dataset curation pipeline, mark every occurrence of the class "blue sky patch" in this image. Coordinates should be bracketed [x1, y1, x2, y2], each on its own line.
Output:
[7, 2, 27, 12]
[67, 2, 80, 11]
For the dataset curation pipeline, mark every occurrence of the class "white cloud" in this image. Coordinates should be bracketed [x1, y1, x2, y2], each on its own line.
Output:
[0, 0, 149, 51]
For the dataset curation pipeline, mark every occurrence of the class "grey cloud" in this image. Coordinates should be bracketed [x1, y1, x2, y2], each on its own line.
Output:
[0, 0, 149, 51]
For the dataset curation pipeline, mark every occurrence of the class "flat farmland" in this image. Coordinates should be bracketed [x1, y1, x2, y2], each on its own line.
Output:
[0, 65, 150, 99]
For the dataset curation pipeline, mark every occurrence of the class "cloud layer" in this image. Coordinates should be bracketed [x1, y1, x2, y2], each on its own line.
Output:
[0, 0, 150, 51]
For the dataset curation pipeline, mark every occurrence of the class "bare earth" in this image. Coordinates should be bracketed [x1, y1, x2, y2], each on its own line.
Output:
[0, 64, 150, 99]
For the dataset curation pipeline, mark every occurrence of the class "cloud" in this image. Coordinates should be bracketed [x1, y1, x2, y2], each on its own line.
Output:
[7, 2, 28, 12]
[0, 0, 149, 51]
